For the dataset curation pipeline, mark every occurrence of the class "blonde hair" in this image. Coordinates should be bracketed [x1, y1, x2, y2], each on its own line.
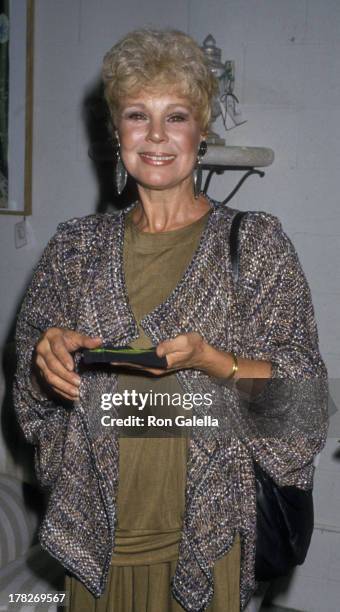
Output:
[102, 28, 218, 133]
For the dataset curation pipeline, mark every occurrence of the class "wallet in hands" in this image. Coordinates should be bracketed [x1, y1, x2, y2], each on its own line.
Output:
[82, 345, 168, 369]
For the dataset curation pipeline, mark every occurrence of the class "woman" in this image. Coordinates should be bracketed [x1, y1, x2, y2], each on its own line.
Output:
[13, 29, 328, 612]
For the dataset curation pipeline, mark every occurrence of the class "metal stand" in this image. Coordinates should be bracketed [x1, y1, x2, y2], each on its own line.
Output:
[202, 166, 265, 205]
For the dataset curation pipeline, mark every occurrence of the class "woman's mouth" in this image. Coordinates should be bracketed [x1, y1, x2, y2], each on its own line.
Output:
[139, 152, 176, 166]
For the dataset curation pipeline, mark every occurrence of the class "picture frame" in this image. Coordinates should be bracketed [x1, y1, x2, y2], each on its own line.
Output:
[0, 0, 34, 216]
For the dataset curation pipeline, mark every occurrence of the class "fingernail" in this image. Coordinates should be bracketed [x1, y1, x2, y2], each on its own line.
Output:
[73, 389, 80, 397]
[74, 377, 81, 386]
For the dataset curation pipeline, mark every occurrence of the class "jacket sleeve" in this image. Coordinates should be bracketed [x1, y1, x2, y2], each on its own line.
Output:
[237, 212, 327, 379]
[13, 227, 76, 488]
[235, 212, 329, 486]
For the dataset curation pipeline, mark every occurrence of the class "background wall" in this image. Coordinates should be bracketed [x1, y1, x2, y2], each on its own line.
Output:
[0, 1, 339, 610]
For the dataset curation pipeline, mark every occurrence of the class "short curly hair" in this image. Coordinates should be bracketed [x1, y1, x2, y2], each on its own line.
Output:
[102, 28, 218, 133]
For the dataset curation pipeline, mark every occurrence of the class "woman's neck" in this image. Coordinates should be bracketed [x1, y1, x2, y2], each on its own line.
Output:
[132, 181, 211, 233]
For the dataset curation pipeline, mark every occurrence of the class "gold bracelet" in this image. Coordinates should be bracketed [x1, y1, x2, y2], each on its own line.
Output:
[226, 352, 238, 380]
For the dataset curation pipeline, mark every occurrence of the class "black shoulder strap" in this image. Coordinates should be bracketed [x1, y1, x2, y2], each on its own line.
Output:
[229, 211, 248, 283]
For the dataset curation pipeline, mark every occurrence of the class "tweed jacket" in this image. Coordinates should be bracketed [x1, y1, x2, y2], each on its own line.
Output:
[13, 198, 328, 611]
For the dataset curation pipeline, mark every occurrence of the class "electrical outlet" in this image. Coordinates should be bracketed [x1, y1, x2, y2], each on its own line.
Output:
[15, 220, 27, 249]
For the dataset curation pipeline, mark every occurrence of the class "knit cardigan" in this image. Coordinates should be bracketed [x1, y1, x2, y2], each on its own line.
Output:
[13, 198, 328, 611]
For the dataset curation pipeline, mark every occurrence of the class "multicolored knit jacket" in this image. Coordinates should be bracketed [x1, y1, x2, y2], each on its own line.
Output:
[13, 199, 328, 611]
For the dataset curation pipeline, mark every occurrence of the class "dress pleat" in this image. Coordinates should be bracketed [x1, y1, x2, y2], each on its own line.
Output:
[64, 534, 240, 612]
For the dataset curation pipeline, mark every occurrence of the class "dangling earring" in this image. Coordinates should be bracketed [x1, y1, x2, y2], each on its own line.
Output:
[114, 135, 127, 195]
[193, 140, 208, 199]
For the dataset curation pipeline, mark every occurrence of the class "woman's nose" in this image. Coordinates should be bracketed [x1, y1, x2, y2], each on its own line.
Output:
[146, 119, 168, 143]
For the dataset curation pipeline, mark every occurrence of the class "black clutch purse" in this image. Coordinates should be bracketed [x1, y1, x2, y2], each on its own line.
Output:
[230, 210, 314, 582]
[82, 345, 168, 369]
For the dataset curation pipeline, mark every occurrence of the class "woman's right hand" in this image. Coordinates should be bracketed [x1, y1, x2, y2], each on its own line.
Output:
[32, 327, 102, 401]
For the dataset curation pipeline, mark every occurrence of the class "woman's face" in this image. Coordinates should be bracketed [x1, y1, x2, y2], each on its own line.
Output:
[115, 91, 204, 192]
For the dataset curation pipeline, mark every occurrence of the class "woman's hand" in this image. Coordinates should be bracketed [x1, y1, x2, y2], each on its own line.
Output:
[108, 330, 272, 393]
[111, 332, 229, 377]
[32, 327, 102, 400]
[110, 332, 271, 382]
[156, 333, 272, 381]
[156, 332, 208, 371]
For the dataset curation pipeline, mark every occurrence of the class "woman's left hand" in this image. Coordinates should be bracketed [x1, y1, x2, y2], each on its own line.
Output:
[112, 332, 230, 376]
[155, 332, 207, 372]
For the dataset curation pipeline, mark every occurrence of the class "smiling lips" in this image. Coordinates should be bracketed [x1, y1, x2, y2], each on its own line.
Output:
[139, 152, 176, 166]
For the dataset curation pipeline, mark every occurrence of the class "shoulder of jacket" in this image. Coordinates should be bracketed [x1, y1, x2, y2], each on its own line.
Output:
[238, 209, 294, 255]
[236, 210, 297, 290]
[211, 201, 282, 230]
[239, 209, 282, 230]
[51, 211, 122, 254]
[212, 202, 289, 248]
[55, 212, 120, 240]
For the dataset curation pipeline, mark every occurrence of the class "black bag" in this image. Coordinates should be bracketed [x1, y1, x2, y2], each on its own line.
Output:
[229, 210, 314, 582]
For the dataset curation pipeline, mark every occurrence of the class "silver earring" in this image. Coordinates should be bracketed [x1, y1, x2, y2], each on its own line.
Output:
[115, 143, 127, 195]
[193, 140, 207, 199]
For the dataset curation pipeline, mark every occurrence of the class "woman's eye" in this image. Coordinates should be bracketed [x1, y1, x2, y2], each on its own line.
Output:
[127, 112, 147, 121]
[168, 114, 188, 122]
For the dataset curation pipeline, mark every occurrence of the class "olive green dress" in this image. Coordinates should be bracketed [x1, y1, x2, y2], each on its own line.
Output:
[65, 208, 241, 611]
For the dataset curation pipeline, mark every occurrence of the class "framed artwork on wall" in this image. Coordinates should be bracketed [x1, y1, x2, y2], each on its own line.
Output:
[0, 0, 34, 216]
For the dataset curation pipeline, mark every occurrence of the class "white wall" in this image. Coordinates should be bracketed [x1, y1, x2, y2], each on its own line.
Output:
[1, 1, 339, 610]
